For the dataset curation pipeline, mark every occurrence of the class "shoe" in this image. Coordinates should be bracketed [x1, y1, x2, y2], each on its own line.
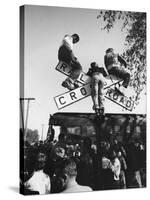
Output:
[74, 82, 80, 89]
[95, 108, 100, 116]
[95, 107, 104, 116]
[62, 80, 75, 90]
[98, 107, 105, 115]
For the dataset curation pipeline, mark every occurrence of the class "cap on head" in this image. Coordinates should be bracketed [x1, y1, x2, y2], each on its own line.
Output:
[72, 33, 80, 43]
[106, 48, 114, 54]
[90, 62, 99, 68]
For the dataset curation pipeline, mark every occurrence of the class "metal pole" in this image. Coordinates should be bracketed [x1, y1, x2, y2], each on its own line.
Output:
[24, 99, 30, 141]
[20, 98, 35, 141]
[41, 124, 44, 141]
[20, 99, 24, 131]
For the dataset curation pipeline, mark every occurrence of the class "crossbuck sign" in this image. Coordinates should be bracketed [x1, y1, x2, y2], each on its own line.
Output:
[54, 61, 134, 111]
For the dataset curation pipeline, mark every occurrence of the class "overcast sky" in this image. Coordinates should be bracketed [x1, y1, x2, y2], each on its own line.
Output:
[22, 5, 146, 139]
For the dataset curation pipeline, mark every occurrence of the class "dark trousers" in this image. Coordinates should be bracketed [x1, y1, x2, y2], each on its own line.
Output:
[58, 45, 82, 81]
[91, 72, 105, 109]
[108, 65, 130, 88]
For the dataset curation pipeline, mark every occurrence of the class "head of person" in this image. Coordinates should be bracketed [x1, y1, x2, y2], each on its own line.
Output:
[113, 138, 118, 145]
[58, 133, 66, 142]
[35, 150, 47, 170]
[105, 48, 114, 56]
[91, 144, 97, 154]
[106, 142, 111, 151]
[55, 147, 65, 159]
[110, 149, 117, 160]
[117, 151, 122, 158]
[64, 159, 77, 178]
[90, 62, 99, 69]
[134, 138, 140, 147]
[71, 33, 80, 44]
[83, 137, 92, 149]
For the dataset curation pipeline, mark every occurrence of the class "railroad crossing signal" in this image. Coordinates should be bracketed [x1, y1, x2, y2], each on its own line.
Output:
[54, 61, 134, 111]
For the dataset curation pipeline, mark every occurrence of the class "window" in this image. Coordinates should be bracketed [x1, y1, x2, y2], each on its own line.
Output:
[67, 127, 81, 135]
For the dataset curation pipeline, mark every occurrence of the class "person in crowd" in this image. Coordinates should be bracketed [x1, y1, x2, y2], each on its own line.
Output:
[46, 125, 55, 143]
[138, 142, 146, 186]
[104, 48, 130, 95]
[22, 113, 146, 193]
[126, 139, 142, 188]
[117, 151, 127, 188]
[87, 62, 107, 115]
[76, 138, 94, 188]
[101, 155, 114, 190]
[24, 150, 51, 194]
[49, 133, 67, 160]
[50, 162, 67, 193]
[109, 150, 121, 189]
[101, 141, 111, 158]
[101, 142, 116, 190]
[112, 139, 127, 158]
[47, 145, 67, 178]
[58, 34, 82, 90]
[74, 144, 81, 158]
[61, 159, 93, 193]
[55, 133, 67, 149]
[20, 148, 39, 195]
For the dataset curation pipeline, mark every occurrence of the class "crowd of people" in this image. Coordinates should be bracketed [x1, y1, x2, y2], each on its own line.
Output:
[20, 128, 146, 195]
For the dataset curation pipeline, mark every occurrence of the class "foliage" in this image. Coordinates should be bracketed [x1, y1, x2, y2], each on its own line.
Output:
[26, 129, 39, 144]
[97, 10, 146, 102]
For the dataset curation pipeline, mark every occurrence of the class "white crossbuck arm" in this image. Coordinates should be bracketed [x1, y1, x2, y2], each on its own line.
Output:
[54, 61, 134, 111]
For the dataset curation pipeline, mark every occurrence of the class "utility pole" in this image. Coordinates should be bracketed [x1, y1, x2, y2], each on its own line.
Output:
[20, 98, 35, 141]
[93, 115, 105, 190]
[41, 124, 44, 141]
[20, 99, 24, 131]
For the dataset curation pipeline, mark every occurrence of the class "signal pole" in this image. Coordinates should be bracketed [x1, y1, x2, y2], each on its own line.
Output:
[41, 124, 44, 141]
[20, 98, 35, 141]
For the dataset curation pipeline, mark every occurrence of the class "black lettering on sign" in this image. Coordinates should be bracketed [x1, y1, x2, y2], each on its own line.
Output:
[120, 96, 124, 104]
[70, 92, 77, 100]
[105, 89, 109, 96]
[126, 100, 131, 108]
[106, 88, 113, 97]
[59, 96, 66, 105]
[80, 87, 87, 96]
[79, 74, 85, 83]
[113, 92, 118, 100]
[60, 62, 67, 72]
[68, 79, 73, 84]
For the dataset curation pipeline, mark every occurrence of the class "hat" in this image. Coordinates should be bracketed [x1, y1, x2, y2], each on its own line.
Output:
[72, 33, 80, 43]
[90, 62, 99, 68]
[106, 48, 114, 54]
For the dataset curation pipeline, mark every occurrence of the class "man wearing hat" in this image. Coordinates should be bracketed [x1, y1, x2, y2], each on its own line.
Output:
[58, 34, 82, 90]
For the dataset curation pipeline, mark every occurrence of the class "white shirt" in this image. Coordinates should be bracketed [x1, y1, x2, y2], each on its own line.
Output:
[24, 170, 51, 195]
[62, 35, 73, 50]
[102, 157, 111, 169]
[111, 157, 121, 181]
